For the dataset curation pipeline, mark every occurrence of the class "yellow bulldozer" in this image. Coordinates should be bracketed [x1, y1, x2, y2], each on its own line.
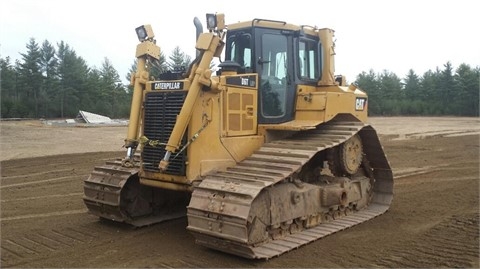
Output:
[83, 13, 393, 259]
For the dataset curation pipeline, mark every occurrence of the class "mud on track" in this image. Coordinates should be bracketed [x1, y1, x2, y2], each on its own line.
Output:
[1, 117, 479, 267]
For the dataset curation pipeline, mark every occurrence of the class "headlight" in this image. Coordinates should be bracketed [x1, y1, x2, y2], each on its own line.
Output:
[206, 13, 217, 31]
[135, 25, 155, 42]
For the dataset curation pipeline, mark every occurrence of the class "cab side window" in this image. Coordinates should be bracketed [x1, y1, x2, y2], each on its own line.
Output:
[230, 34, 252, 72]
[298, 39, 320, 80]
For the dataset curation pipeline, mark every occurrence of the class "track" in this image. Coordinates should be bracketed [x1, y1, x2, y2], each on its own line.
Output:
[83, 158, 139, 223]
[83, 156, 189, 227]
[187, 121, 393, 258]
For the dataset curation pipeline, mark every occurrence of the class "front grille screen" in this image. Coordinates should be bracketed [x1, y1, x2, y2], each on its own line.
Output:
[142, 91, 187, 175]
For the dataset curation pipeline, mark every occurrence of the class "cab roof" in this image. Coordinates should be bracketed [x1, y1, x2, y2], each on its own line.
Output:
[226, 19, 329, 36]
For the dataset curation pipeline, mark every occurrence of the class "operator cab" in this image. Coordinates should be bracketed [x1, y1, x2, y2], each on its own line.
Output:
[224, 19, 323, 124]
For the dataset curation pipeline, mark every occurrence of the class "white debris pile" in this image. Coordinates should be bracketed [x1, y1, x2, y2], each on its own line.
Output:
[44, 110, 128, 126]
[76, 110, 113, 124]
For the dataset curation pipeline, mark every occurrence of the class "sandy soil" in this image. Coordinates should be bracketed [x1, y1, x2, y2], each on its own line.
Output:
[0, 120, 127, 161]
[0, 117, 479, 268]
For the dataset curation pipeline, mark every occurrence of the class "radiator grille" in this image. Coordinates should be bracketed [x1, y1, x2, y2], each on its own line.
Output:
[142, 91, 187, 175]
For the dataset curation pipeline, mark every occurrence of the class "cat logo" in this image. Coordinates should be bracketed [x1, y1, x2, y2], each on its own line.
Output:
[355, 97, 367, 111]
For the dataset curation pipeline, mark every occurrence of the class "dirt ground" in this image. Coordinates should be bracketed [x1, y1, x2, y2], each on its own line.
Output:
[1, 117, 479, 268]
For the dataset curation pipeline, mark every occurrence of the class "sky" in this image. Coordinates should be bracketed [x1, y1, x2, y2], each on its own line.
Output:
[1, 0, 479, 84]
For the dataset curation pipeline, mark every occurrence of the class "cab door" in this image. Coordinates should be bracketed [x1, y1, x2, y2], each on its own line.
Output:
[255, 28, 295, 124]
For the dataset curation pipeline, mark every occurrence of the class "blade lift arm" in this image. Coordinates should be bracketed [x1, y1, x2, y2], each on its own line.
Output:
[122, 25, 160, 167]
[159, 15, 225, 171]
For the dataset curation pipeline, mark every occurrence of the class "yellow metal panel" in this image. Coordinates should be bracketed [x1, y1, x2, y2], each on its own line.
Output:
[324, 92, 368, 123]
[200, 159, 236, 176]
[296, 92, 327, 111]
[228, 114, 241, 131]
[140, 170, 189, 186]
[228, 92, 241, 110]
[294, 110, 326, 121]
[224, 87, 257, 136]
[220, 135, 264, 161]
[135, 41, 160, 59]
[140, 178, 191, 192]
[143, 172, 188, 184]
[215, 13, 226, 30]
[196, 33, 215, 50]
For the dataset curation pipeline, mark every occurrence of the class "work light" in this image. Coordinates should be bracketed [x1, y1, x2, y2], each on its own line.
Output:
[135, 24, 154, 42]
[206, 13, 217, 31]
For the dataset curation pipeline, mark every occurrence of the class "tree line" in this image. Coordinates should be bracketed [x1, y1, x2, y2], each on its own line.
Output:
[0, 38, 191, 119]
[355, 62, 479, 116]
[1, 38, 478, 119]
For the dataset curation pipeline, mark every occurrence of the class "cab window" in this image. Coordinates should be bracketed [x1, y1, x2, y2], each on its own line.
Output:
[260, 33, 288, 118]
[229, 34, 252, 72]
[298, 39, 320, 80]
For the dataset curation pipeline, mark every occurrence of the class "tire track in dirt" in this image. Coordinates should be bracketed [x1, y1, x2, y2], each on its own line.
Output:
[1, 152, 125, 268]
[375, 213, 479, 268]
[1, 168, 74, 180]
[1, 209, 88, 221]
[0, 175, 86, 189]
[1, 192, 82, 202]
[1, 221, 124, 268]
[393, 162, 478, 179]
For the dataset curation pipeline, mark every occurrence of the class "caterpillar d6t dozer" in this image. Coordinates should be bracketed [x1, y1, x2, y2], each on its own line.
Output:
[83, 13, 393, 259]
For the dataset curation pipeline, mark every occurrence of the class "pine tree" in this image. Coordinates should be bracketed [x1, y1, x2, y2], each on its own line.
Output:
[439, 61, 455, 114]
[0, 57, 18, 117]
[168, 46, 192, 70]
[404, 69, 420, 100]
[100, 57, 124, 117]
[18, 38, 43, 117]
[454, 64, 480, 116]
[40, 40, 58, 118]
[56, 41, 90, 117]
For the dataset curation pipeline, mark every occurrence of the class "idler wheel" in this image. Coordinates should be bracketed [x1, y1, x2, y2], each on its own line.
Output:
[338, 134, 363, 175]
